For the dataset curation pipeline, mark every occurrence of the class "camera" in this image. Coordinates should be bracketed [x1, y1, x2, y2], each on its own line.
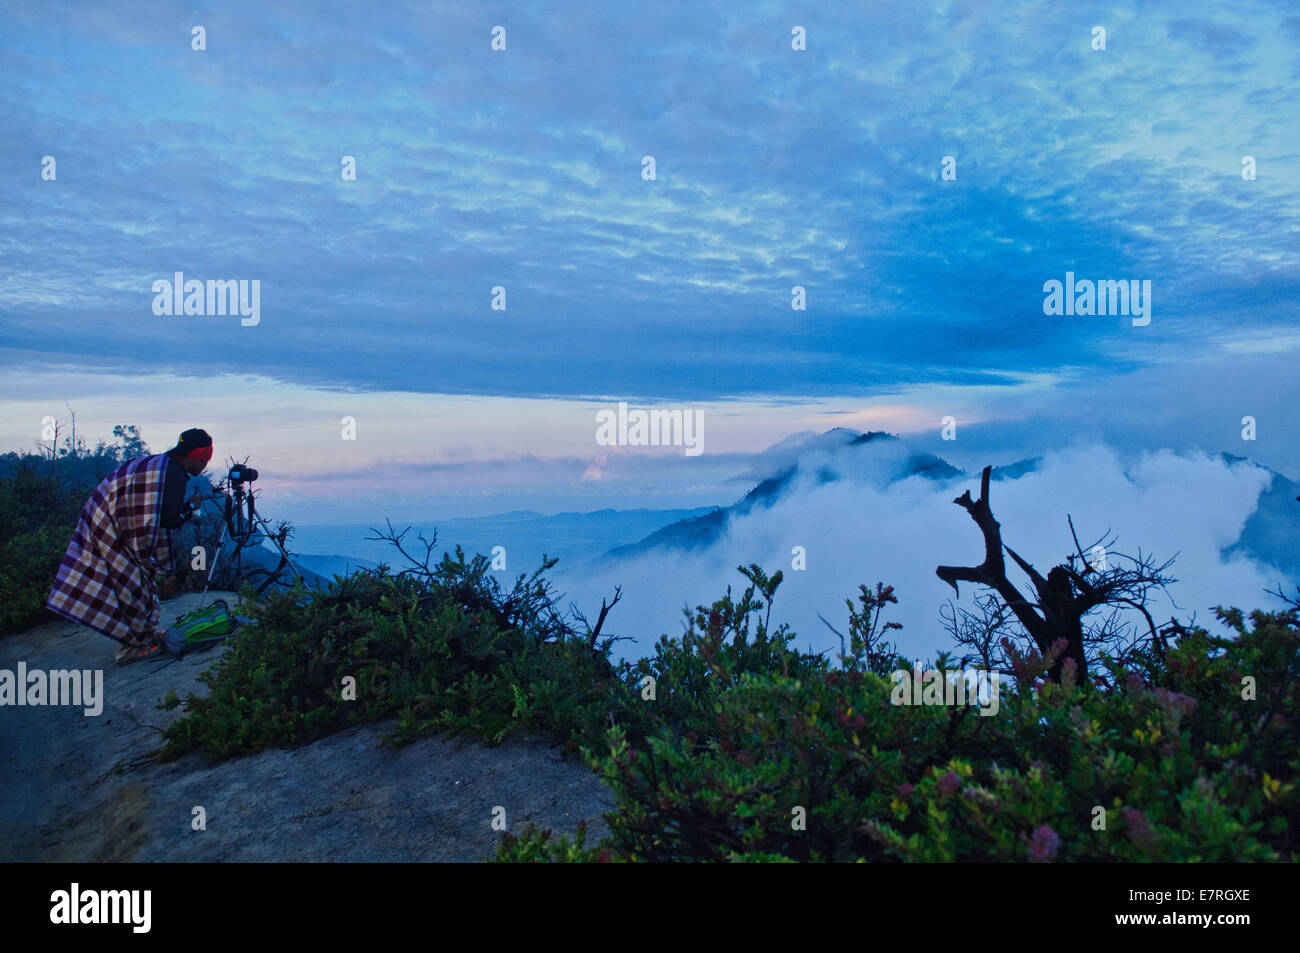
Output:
[228, 464, 259, 484]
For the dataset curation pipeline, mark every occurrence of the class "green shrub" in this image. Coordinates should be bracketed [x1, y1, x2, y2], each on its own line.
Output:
[491, 820, 615, 863]
[159, 558, 835, 763]
[579, 591, 1298, 862]
[0, 461, 84, 635]
[150, 517, 1297, 863]
[159, 548, 636, 760]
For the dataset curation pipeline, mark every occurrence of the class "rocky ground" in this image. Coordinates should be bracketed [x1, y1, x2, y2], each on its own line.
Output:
[0, 591, 614, 861]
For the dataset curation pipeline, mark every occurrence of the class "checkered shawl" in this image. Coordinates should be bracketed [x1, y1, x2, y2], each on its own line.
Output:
[46, 453, 173, 644]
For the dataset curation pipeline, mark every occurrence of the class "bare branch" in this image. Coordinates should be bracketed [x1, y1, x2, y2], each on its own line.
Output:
[936, 466, 1181, 682]
[365, 519, 440, 579]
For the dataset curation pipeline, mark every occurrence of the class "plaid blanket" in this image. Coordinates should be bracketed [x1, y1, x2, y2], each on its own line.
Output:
[46, 453, 173, 648]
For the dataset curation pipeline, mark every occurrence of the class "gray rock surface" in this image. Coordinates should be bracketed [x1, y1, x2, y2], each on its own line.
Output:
[0, 591, 615, 861]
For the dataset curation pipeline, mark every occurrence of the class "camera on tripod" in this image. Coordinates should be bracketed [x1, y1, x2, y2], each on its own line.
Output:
[196, 458, 303, 598]
[228, 464, 259, 484]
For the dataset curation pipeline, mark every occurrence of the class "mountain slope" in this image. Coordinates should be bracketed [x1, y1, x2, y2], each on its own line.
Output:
[0, 591, 609, 861]
[602, 431, 1299, 586]
[1221, 452, 1300, 583]
[605, 431, 982, 561]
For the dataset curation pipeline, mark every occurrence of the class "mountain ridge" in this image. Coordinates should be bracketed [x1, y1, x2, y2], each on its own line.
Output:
[600, 430, 1300, 582]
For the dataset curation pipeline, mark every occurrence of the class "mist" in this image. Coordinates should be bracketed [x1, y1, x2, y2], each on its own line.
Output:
[553, 440, 1292, 664]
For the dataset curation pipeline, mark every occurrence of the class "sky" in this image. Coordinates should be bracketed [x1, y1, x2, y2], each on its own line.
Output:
[2, 0, 1298, 524]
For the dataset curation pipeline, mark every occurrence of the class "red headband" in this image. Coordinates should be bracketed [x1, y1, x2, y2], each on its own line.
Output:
[184, 445, 213, 462]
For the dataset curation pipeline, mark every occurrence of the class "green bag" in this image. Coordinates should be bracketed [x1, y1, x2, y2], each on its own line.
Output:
[173, 599, 237, 646]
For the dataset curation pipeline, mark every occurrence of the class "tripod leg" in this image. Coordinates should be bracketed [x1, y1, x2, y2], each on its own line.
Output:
[198, 520, 229, 611]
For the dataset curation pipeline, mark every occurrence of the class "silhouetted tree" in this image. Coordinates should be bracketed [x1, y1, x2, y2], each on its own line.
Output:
[936, 466, 1177, 683]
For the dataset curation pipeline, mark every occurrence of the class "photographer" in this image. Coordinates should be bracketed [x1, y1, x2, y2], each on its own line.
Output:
[46, 428, 212, 664]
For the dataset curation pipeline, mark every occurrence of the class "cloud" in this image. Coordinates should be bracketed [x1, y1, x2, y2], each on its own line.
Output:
[556, 438, 1292, 663]
[2, 0, 1297, 407]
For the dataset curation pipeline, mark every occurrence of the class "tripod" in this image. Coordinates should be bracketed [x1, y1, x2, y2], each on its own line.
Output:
[197, 475, 303, 608]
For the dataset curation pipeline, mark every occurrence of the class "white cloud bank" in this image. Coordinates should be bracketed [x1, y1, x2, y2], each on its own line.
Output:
[555, 440, 1291, 664]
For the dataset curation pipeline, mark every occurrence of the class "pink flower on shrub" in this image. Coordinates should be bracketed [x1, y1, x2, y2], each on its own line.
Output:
[897, 782, 914, 797]
[1122, 809, 1153, 848]
[937, 771, 961, 797]
[1027, 824, 1061, 862]
[1152, 687, 1197, 717]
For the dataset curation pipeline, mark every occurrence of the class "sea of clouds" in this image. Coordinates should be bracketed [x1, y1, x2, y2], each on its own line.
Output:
[552, 439, 1292, 664]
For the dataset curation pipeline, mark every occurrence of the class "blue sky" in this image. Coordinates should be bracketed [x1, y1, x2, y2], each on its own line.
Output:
[2, 0, 1298, 521]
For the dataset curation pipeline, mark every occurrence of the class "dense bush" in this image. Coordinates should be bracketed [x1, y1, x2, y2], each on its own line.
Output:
[153, 522, 1297, 861]
[564, 591, 1297, 862]
[158, 558, 829, 762]
[0, 456, 108, 635]
[158, 548, 637, 759]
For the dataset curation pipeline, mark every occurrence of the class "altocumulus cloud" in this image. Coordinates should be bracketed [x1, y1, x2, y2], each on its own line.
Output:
[1, 0, 1296, 407]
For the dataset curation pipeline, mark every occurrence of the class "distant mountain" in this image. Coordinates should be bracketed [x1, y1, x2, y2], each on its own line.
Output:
[291, 506, 722, 576]
[1221, 453, 1300, 583]
[601, 431, 1300, 586]
[293, 553, 380, 581]
[180, 493, 332, 592]
[725, 427, 865, 481]
[604, 431, 976, 561]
